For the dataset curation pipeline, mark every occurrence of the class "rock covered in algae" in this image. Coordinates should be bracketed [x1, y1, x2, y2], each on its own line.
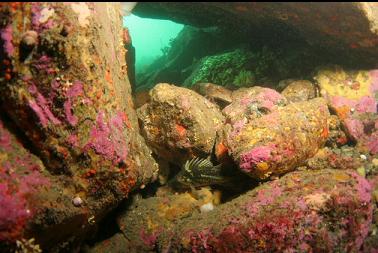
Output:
[117, 169, 373, 252]
[137, 83, 225, 165]
[314, 66, 378, 155]
[0, 2, 157, 250]
[224, 97, 329, 180]
[0, 118, 102, 250]
[222, 86, 287, 125]
[0, 119, 50, 243]
[281, 79, 317, 103]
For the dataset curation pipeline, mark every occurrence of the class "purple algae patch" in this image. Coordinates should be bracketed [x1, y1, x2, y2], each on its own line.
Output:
[67, 81, 84, 97]
[84, 111, 128, 164]
[64, 100, 78, 126]
[28, 100, 49, 127]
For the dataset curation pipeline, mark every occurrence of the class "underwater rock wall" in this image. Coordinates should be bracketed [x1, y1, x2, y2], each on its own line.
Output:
[0, 2, 157, 250]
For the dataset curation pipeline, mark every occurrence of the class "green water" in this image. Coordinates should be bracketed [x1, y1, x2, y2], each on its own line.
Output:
[123, 14, 184, 73]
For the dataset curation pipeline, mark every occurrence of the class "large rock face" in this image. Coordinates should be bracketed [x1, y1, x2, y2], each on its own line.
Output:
[137, 83, 225, 166]
[0, 2, 157, 250]
[118, 169, 373, 252]
[133, 3, 378, 66]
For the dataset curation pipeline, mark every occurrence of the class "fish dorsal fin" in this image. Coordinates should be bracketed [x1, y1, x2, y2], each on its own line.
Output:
[184, 157, 214, 172]
[197, 158, 213, 169]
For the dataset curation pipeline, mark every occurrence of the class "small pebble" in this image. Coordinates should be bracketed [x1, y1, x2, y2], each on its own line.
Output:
[72, 196, 83, 207]
[200, 202, 214, 213]
[360, 154, 367, 160]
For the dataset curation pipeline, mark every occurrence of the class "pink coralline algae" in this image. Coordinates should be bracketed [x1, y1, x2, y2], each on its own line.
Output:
[140, 229, 159, 248]
[245, 181, 282, 216]
[1, 25, 15, 57]
[64, 101, 78, 126]
[0, 170, 50, 241]
[0, 183, 30, 241]
[36, 93, 61, 125]
[230, 118, 247, 138]
[188, 228, 215, 253]
[28, 100, 49, 127]
[67, 80, 84, 97]
[239, 88, 284, 110]
[239, 145, 274, 172]
[34, 55, 52, 71]
[356, 96, 377, 113]
[67, 134, 79, 147]
[344, 118, 364, 140]
[84, 111, 128, 164]
[367, 134, 378, 154]
[28, 83, 61, 127]
[331, 95, 356, 109]
[0, 122, 50, 241]
[31, 3, 42, 30]
[254, 88, 284, 110]
[348, 172, 373, 248]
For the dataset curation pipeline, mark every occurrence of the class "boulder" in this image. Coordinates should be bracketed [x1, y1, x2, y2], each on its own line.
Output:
[117, 169, 373, 252]
[281, 80, 317, 103]
[191, 82, 233, 109]
[225, 98, 329, 180]
[137, 83, 225, 166]
[314, 66, 378, 154]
